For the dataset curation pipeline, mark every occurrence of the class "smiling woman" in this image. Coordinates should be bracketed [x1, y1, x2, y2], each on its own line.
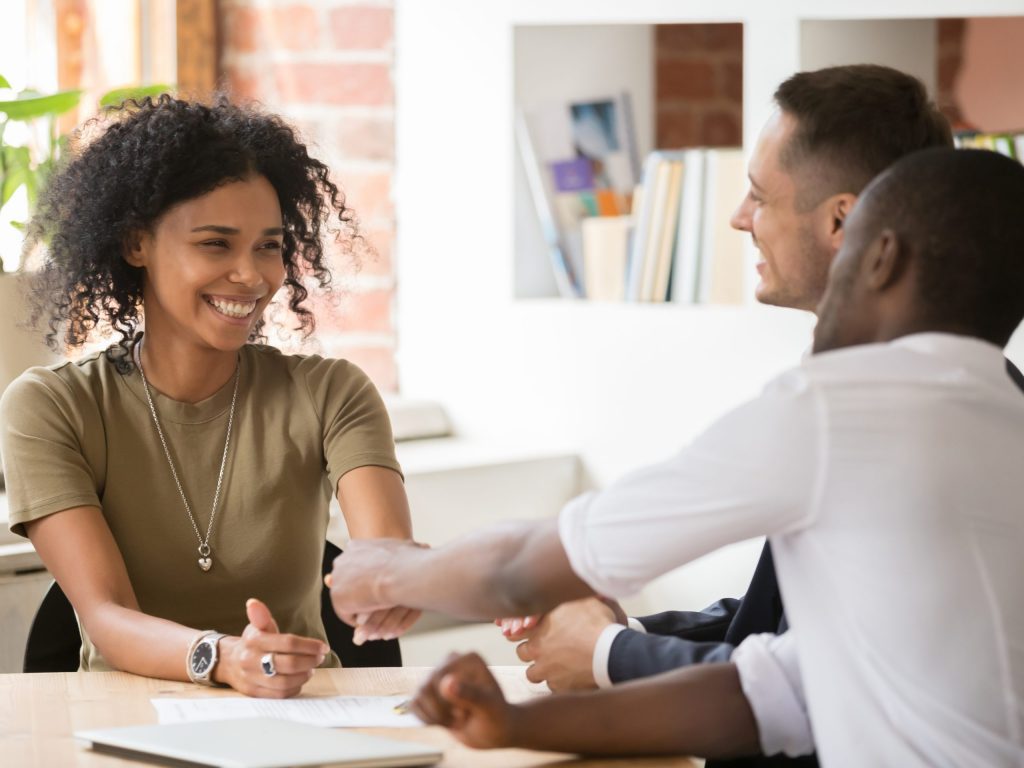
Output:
[122, 175, 289, 389]
[0, 96, 420, 697]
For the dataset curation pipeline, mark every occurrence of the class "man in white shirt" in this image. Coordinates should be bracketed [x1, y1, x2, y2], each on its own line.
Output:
[496, 63, 969, 725]
[329, 147, 1024, 765]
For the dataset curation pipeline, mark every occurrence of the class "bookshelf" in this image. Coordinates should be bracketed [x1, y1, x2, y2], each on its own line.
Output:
[393, 1, 1024, 612]
[513, 17, 944, 302]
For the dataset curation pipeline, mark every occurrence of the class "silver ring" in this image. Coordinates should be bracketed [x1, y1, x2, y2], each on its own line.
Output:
[260, 652, 277, 677]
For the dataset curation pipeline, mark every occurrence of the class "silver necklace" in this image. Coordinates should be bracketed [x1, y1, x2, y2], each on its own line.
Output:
[134, 340, 240, 572]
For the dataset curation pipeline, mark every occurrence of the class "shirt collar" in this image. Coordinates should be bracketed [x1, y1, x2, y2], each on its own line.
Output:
[890, 332, 1008, 385]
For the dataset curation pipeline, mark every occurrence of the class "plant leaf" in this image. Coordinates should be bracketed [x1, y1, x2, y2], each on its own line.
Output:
[0, 74, 10, 89]
[100, 84, 173, 108]
[2, 164, 29, 207]
[0, 90, 83, 121]
[3, 145, 30, 165]
[0, 145, 30, 205]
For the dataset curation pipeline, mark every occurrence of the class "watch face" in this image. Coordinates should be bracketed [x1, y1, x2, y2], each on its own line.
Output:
[191, 642, 214, 676]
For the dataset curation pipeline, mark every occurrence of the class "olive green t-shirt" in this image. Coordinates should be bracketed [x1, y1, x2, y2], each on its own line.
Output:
[0, 341, 402, 671]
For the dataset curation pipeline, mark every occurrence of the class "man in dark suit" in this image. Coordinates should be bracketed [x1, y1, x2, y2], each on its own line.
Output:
[501, 64, 1021, 767]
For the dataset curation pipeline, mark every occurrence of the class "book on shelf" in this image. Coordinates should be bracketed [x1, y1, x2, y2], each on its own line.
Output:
[696, 149, 747, 305]
[534, 144, 749, 304]
[648, 159, 684, 303]
[624, 152, 659, 301]
[517, 93, 640, 298]
[955, 129, 1024, 163]
[582, 215, 633, 301]
[668, 149, 706, 304]
[624, 147, 747, 305]
[627, 151, 683, 301]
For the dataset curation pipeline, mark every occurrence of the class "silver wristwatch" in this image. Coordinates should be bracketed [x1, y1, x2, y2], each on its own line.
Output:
[187, 630, 226, 686]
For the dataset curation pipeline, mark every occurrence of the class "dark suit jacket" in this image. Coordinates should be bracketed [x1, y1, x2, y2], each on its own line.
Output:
[606, 357, 1024, 768]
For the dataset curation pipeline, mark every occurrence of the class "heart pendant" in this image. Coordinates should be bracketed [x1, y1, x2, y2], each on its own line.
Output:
[198, 557, 212, 572]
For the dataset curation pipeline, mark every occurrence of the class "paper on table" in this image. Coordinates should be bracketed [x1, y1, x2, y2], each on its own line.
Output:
[151, 695, 421, 728]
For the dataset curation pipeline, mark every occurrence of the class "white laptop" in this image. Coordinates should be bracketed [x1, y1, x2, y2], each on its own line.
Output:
[75, 718, 443, 768]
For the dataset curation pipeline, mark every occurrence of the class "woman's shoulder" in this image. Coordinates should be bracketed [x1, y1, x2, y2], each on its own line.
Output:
[2, 347, 117, 407]
[245, 344, 373, 386]
[0, 348, 129, 442]
[243, 344, 382, 414]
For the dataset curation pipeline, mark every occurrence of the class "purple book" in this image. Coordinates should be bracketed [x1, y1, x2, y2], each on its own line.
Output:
[550, 157, 594, 192]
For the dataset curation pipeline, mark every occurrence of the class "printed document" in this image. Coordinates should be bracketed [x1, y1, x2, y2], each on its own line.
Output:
[151, 695, 420, 728]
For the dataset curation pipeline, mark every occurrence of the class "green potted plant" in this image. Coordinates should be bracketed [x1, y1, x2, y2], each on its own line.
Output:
[1, 78, 171, 265]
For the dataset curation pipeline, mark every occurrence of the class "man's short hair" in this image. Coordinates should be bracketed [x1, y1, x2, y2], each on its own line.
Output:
[774, 65, 953, 209]
[858, 148, 1024, 346]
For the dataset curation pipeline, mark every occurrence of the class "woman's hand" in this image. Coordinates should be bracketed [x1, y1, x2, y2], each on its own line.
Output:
[327, 539, 427, 642]
[410, 652, 519, 749]
[331, 466, 425, 643]
[495, 596, 624, 642]
[215, 598, 329, 698]
[495, 615, 540, 641]
[351, 606, 422, 646]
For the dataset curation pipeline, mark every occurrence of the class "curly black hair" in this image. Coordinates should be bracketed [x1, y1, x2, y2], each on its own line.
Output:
[25, 94, 354, 369]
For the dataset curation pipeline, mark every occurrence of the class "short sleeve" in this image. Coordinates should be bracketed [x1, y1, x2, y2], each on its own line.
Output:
[0, 368, 103, 537]
[558, 367, 823, 598]
[733, 632, 815, 757]
[301, 359, 403, 492]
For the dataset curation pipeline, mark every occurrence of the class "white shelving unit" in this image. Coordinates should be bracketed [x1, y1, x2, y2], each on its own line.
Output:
[394, 1, 1024, 612]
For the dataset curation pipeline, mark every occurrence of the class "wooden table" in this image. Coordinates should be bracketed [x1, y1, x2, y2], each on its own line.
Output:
[0, 667, 699, 767]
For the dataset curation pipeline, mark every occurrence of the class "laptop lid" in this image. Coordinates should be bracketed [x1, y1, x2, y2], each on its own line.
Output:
[75, 718, 443, 768]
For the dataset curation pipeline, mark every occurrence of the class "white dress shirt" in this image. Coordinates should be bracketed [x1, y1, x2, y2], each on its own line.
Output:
[559, 334, 1024, 766]
[732, 631, 814, 757]
[591, 619, 648, 689]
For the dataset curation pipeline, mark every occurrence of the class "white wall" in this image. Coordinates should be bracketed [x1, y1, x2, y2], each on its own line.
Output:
[394, 0, 1024, 613]
[801, 19, 937, 94]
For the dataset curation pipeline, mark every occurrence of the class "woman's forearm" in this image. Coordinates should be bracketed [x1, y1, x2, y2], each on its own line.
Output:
[85, 601, 204, 680]
[86, 599, 326, 697]
[27, 507, 238, 684]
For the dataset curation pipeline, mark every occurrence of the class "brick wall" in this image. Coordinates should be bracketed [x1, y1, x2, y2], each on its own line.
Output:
[656, 21, 970, 146]
[936, 18, 967, 129]
[655, 24, 743, 149]
[220, 1, 398, 391]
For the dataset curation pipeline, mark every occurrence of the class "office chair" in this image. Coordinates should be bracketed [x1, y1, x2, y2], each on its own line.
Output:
[22, 540, 401, 672]
[320, 540, 402, 668]
[22, 575, 79, 672]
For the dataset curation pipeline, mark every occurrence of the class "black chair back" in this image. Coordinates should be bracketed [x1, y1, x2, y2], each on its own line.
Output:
[23, 540, 401, 672]
[22, 578, 79, 672]
[321, 541, 402, 667]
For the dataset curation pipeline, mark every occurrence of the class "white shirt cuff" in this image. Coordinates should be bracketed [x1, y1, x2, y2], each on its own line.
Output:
[626, 617, 647, 633]
[591, 623, 629, 689]
[732, 632, 814, 757]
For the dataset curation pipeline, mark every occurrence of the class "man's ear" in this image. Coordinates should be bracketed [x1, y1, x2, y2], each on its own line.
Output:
[825, 193, 858, 251]
[123, 231, 148, 268]
[864, 228, 907, 292]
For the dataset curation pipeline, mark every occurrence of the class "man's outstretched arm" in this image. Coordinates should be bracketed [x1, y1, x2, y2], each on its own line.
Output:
[329, 519, 593, 630]
[331, 380, 818, 635]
